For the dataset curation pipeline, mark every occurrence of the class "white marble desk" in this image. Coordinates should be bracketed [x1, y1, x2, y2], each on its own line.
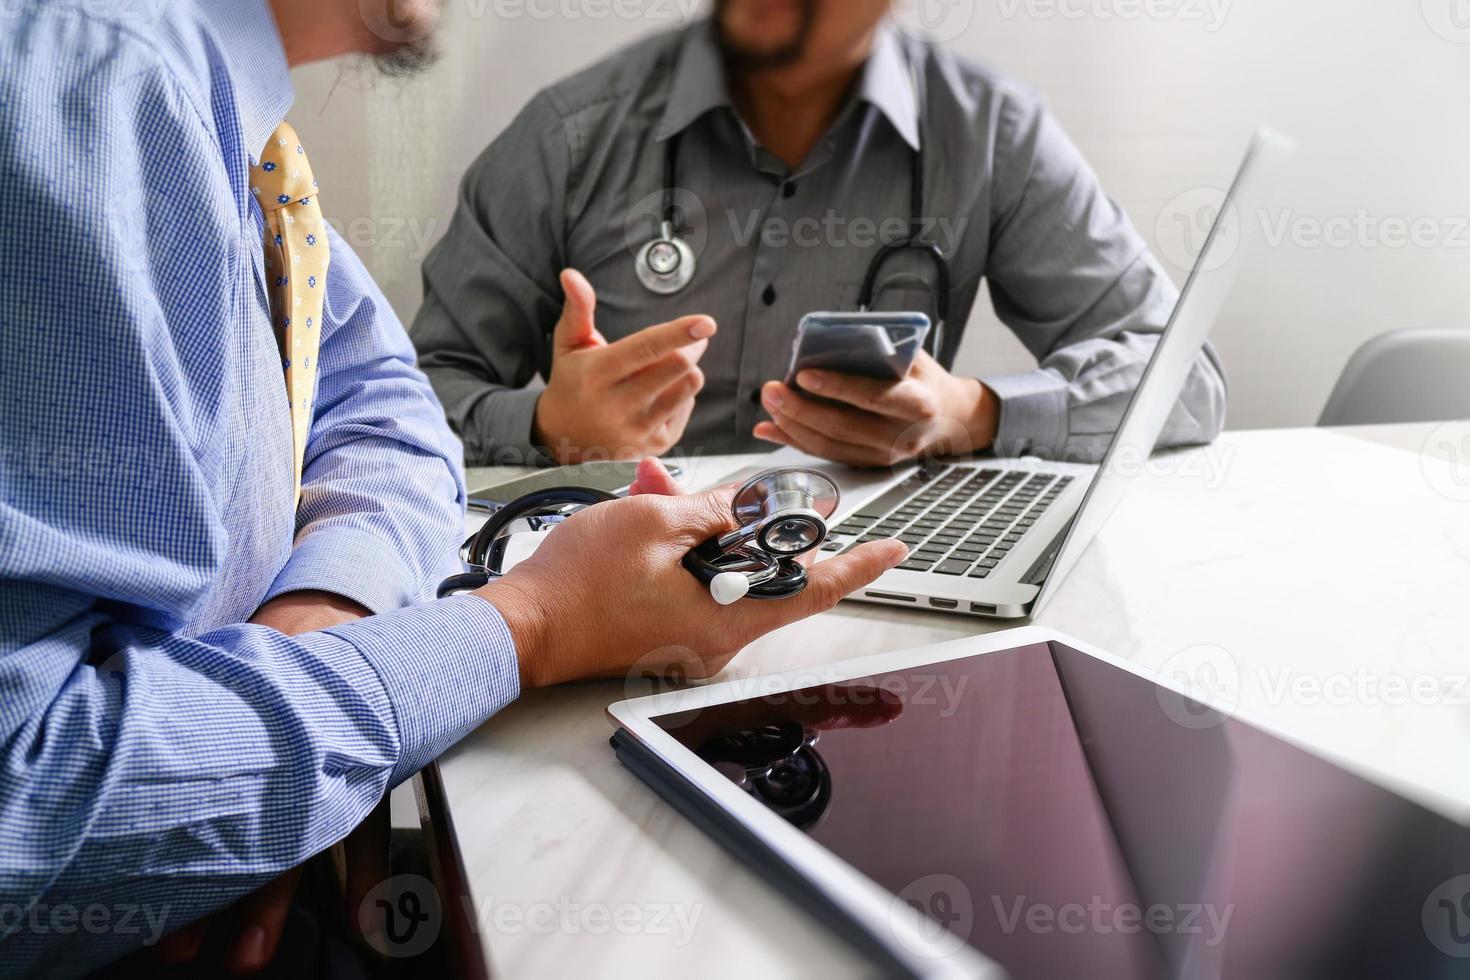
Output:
[422, 423, 1470, 978]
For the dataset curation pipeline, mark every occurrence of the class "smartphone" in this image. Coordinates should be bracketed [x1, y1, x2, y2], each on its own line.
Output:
[467, 460, 684, 514]
[784, 312, 931, 389]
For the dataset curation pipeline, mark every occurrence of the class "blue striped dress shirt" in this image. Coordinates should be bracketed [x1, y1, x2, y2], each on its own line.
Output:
[0, 0, 520, 974]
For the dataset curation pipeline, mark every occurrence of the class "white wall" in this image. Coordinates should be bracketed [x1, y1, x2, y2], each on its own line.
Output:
[290, 0, 1470, 431]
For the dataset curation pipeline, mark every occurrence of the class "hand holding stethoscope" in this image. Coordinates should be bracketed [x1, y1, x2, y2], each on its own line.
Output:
[435, 459, 909, 688]
[440, 461, 848, 605]
[429, 461, 905, 690]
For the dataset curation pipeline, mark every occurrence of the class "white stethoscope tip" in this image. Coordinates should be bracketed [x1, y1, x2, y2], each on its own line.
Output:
[710, 571, 751, 606]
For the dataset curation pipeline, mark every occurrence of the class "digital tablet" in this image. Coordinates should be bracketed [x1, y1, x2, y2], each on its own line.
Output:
[607, 627, 1470, 979]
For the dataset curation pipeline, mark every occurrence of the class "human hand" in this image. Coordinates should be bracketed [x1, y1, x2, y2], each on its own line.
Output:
[753, 352, 1000, 468]
[533, 270, 715, 464]
[476, 458, 907, 687]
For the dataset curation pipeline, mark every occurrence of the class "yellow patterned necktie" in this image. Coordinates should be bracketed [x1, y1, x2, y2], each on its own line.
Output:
[249, 122, 330, 505]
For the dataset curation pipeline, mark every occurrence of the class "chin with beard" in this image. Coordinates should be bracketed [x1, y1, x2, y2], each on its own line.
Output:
[713, 0, 817, 71]
[373, 35, 439, 78]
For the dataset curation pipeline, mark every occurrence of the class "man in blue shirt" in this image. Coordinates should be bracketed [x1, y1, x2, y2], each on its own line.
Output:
[0, 0, 905, 974]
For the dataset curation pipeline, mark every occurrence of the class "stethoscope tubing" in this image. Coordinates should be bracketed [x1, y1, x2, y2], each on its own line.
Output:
[438, 486, 619, 599]
[636, 49, 952, 362]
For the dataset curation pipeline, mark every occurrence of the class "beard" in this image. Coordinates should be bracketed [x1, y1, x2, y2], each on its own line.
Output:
[713, 0, 818, 72]
[360, 0, 442, 79]
[373, 36, 440, 79]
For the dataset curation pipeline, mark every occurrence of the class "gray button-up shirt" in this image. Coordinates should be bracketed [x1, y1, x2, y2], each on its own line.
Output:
[413, 20, 1226, 466]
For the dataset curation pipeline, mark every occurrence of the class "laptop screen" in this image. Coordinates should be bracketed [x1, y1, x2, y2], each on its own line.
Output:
[651, 642, 1468, 978]
[1030, 129, 1294, 615]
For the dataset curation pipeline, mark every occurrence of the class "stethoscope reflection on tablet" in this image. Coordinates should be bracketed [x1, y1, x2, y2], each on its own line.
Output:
[437, 467, 840, 605]
[634, 64, 952, 360]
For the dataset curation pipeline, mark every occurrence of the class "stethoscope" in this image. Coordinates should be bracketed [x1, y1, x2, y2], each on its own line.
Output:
[437, 467, 840, 605]
[634, 59, 952, 360]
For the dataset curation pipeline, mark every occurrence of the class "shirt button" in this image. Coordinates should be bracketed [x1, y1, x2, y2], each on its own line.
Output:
[762, 284, 777, 306]
[782, 181, 797, 199]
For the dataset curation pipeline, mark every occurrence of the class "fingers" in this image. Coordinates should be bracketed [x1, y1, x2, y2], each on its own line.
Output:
[153, 918, 208, 964]
[746, 540, 908, 633]
[224, 865, 303, 975]
[623, 348, 706, 405]
[762, 383, 911, 453]
[604, 315, 716, 379]
[652, 392, 698, 449]
[758, 382, 917, 464]
[553, 269, 605, 354]
[755, 411, 901, 468]
[796, 370, 935, 420]
[648, 485, 738, 544]
[628, 457, 685, 497]
[638, 365, 703, 426]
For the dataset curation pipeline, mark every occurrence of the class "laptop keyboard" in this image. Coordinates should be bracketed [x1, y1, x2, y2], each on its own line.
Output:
[822, 466, 1074, 579]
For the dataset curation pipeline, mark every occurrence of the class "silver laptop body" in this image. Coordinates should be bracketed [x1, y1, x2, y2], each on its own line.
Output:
[799, 127, 1295, 619]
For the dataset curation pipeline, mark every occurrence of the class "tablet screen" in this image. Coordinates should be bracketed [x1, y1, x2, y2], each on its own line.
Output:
[651, 642, 1468, 979]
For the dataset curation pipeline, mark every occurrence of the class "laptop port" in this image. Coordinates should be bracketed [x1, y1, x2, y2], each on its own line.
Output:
[928, 598, 959, 609]
[865, 591, 916, 603]
[970, 602, 998, 615]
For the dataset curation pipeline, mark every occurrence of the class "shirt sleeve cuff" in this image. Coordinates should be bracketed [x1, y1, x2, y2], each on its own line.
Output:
[982, 369, 1072, 459]
[465, 385, 556, 468]
[323, 594, 521, 785]
[264, 526, 421, 616]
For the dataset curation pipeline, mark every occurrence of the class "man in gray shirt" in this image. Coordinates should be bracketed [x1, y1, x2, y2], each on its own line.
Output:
[413, 0, 1226, 468]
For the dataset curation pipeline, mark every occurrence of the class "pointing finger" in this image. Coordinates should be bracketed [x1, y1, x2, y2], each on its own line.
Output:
[744, 540, 908, 633]
[604, 316, 716, 379]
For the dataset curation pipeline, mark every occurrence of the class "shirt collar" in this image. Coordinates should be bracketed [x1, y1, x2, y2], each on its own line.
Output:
[656, 21, 732, 142]
[858, 21, 921, 151]
[656, 19, 920, 152]
[196, 0, 295, 162]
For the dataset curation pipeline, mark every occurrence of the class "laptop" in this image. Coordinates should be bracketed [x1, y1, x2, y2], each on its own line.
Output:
[786, 127, 1296, 619]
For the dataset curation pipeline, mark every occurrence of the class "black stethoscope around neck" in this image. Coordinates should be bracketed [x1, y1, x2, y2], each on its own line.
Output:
[634, 115, 952, 360]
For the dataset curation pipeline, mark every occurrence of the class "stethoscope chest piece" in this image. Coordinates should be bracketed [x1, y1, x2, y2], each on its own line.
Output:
[688, 467, 842, 605]
[725, 467, 840, 556]
[635, 220, 696, 295]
